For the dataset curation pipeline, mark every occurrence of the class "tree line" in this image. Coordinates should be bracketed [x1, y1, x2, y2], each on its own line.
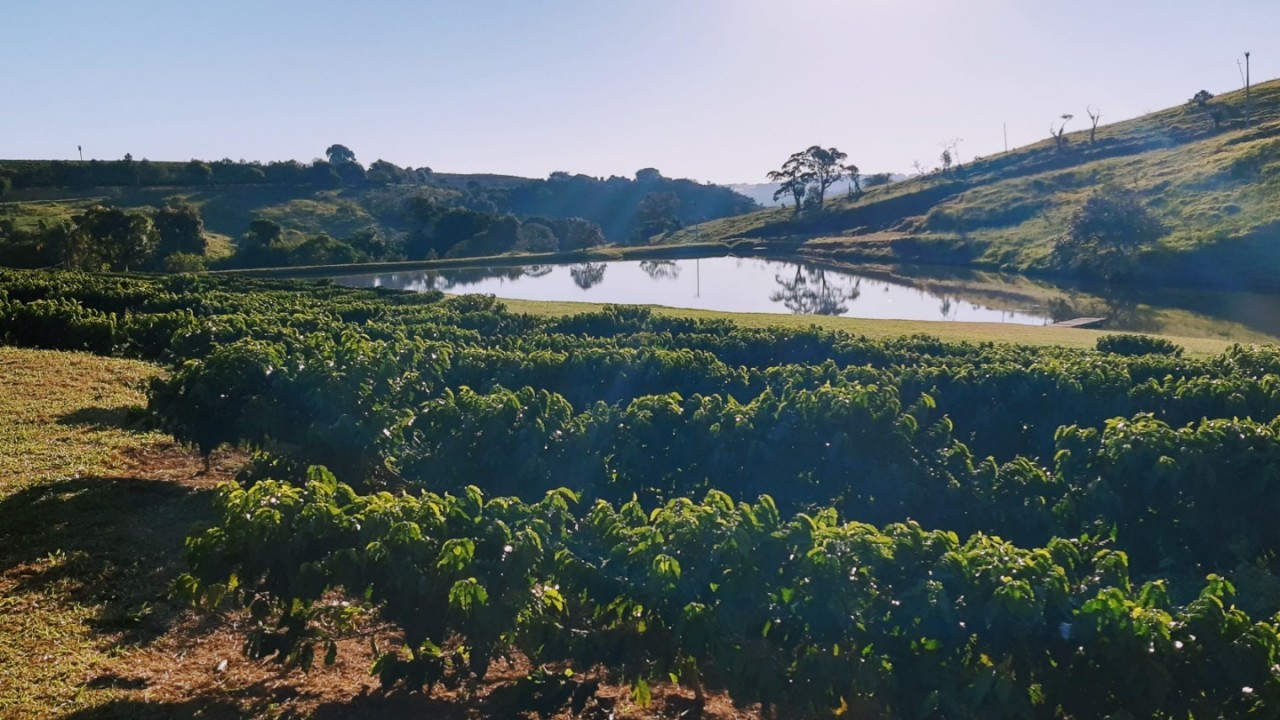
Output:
[0, 204, 206, 272]
[0, 144, 431, 195]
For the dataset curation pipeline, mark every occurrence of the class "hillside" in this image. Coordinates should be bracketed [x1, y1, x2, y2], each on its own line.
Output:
[0, 160, 757, 270]
[670, 78, 1280, 291]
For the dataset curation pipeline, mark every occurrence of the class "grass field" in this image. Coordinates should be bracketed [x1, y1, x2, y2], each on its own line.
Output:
[499, 297, 1239, 356]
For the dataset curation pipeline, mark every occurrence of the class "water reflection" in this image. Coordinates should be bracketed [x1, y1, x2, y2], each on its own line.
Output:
[569, 263, 607, 290]
[770, 267, 862, 316]
[640, 260, 682, 280]
[331, 256, 1280, 342]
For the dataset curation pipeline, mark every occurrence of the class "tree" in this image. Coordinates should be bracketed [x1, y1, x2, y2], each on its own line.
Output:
[153, 204, 207, 260]
[768, 153, 808, 215]
[73, 205, 159, 271]
[1188, 91, 1226, 129]
[551, 217, 605, 251]
[184, 159, 212, 185]
[800, 146, 847, 210]
[634, 192, 681, 243]
[635, 168, 664, 183]
[309, 160, 342, 188]
[939, 149, 953, 176]
[243, 220, 283, 249]
[1051, 114, 1073, 152]
[1051, 186, 1166, 280]
[290, 234, 359, 266]
[843, 163, 861, 199]
[1087, 106, 1102, 143]
[0, 176, 10, 199]
[344, 229, 390, 260]
[368, 160, 409, 185]
[325, 144, 358, 166]
[45, 221, 92, 270]
[234, 219, 287, 268]
[517, 222, 558, 253]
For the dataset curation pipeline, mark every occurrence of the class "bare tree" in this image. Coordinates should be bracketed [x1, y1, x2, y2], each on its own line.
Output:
[843, 163, 861, 199]
[1086, 106, 1102, 144]
[1050, 114, 1073, 152]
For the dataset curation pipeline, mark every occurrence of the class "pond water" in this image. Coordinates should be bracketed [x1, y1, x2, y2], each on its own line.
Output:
[332, 256, 1280, 343]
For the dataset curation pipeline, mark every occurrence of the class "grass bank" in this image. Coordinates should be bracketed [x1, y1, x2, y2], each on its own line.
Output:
[498, 297, 1238, 356]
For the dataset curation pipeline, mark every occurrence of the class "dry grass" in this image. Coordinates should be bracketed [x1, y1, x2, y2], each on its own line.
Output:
[0, 347, 165, 497]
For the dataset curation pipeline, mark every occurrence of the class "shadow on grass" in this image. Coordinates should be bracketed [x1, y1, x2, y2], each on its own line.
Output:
[57, 405, 155, 432]
[63, 692, 471, 720]
[0, 475, 216, 645]
[61, 698, 249, 720]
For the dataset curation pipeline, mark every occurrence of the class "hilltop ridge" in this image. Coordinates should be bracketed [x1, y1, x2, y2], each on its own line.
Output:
[668, 78, 1280, 291]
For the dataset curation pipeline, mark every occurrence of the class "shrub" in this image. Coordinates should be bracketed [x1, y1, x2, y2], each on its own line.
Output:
[162, 252, 207, 273]
[1096, 333, 1183, 357]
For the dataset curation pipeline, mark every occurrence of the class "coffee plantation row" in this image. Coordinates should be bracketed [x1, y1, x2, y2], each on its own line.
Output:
[4, 268, 1280, 718]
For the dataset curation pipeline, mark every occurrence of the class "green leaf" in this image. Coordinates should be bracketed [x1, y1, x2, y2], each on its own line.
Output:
[631, 678, 652, 708]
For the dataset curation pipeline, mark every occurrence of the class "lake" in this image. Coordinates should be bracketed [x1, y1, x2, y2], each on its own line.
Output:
[332, 256, 1280, 343]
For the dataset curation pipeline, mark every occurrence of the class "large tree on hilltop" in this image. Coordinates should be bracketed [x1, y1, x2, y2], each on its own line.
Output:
[802, 146, 847, 210]
[769, 146, 852, 215]
[768, 153, 809, 216]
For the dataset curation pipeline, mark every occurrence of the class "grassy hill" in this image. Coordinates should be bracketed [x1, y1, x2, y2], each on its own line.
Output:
[666, 78, 1280, 291]
[0, 163, 756, 268]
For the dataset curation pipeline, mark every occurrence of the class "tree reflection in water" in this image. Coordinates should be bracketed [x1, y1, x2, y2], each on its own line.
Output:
[570, 263, 607, 289]
[522, 264, 554, 278]
[639, 260, 682, 280]
[770, 265, 861, 315]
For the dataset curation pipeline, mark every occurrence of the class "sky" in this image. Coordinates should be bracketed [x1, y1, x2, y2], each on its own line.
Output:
[4, 0, 1280, 184]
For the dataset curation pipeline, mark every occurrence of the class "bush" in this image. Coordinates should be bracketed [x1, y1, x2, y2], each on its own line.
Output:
[1050, 186, 1166, 280]
[162, 252, 207, 273]
[1096, 333, 1183, 357]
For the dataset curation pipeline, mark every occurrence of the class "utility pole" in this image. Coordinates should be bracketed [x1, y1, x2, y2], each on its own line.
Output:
[1003, 123, 1008, 153]
[1245, 51, 1252, 128]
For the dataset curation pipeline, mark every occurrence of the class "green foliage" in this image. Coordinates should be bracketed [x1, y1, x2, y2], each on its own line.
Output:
[161, 253, 207, 273]
[8, 269, 1280, 716]
[1096, 333, 1183, 356]
[153, 204, 207, 259]
[1051, 186, 1166, 280]
[768, 146, 852, 214]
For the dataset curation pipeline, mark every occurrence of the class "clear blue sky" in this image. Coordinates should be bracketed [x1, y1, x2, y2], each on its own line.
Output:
[4, 0, 1278, 184]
